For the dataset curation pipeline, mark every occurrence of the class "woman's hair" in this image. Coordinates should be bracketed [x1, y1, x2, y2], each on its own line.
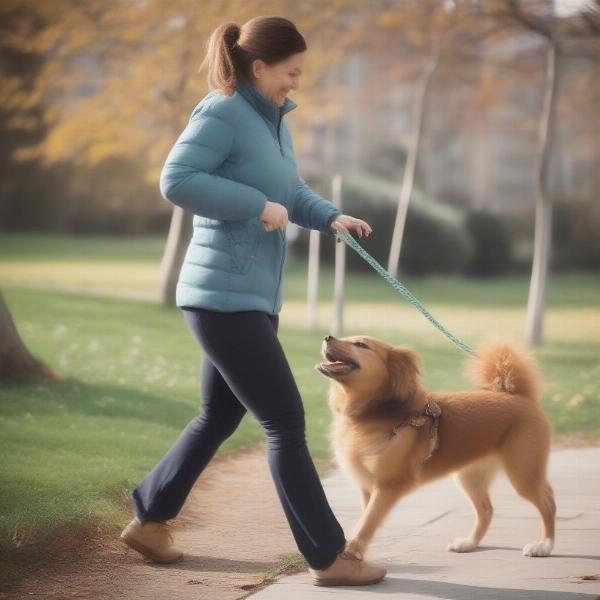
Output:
[199, 16, 307, 95]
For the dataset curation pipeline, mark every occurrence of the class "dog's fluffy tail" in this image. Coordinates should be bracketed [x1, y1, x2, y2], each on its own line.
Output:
[466, 339, 542, 400]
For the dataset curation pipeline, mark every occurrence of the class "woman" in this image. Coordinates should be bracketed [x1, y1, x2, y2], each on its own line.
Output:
[120, 16, 385, 587]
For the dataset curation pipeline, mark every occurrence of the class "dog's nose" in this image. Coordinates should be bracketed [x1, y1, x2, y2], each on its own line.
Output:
[324, 335, 334, 342]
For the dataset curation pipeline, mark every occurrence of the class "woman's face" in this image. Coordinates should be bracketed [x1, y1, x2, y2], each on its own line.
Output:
[251, 51, 305, 107]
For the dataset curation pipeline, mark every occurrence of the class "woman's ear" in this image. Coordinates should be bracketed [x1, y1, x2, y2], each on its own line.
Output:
[387, 347, 422, 401]
[251, 58, 266, 80]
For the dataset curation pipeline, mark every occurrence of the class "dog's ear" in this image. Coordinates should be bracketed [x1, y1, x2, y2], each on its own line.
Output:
[387, 347, 422, 401]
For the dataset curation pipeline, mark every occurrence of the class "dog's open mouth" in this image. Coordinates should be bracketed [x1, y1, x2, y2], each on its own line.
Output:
[316, 348, 359, 377]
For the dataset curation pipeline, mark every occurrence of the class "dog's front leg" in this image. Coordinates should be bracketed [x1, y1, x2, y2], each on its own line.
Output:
[343, 483, 409, 560]
[360, 489, 371, 512]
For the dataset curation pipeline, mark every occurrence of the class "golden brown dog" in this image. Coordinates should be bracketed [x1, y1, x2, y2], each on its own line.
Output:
[315, 335, 555, 561]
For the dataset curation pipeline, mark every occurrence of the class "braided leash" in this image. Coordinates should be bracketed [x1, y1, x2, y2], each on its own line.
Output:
[334, 229, 476, 357]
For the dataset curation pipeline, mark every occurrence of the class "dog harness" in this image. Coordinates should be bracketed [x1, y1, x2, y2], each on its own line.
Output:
[391, 398, 442, 463]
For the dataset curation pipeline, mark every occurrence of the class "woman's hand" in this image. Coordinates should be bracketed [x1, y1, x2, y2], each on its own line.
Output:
[260, 199, 288, 232]
[330, 214, 372, 239]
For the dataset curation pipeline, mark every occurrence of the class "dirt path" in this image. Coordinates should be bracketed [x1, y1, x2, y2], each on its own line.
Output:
[1, 441, 333, 600]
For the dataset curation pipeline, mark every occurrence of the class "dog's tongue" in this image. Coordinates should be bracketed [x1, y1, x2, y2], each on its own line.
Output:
[324, 360, 351, 370]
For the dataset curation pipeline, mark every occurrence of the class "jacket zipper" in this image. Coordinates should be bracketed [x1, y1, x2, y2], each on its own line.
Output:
[273, 110, 285, 312]
[276, 112, 284, 157]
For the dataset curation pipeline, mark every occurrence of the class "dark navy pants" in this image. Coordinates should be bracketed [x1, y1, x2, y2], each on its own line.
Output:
[132, 307, 346, 570]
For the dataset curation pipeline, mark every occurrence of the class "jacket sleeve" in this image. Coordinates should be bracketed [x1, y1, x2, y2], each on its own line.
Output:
[159, 111, 267, 221]
[290, 175, 343, 237]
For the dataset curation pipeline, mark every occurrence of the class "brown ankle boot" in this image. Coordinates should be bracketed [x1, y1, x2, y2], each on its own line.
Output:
[308, 552, 386, 586]
[120, 518, 183, 564]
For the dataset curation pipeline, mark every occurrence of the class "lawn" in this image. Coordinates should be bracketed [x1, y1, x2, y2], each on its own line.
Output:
[1, 232, 599, 552]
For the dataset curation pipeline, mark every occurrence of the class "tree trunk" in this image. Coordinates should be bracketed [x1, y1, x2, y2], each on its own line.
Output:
[526, 41, 557, 346]
[0, 291, 60, 380]
[157, 44, 194, 306]
[157, 206, 193, 305]
[387, 43, 440, 277]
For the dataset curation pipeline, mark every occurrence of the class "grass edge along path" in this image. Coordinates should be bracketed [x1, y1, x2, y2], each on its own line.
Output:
[1, 284, 599, 558]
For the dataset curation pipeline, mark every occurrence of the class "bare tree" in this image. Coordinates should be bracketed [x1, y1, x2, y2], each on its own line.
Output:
[383, 0, 503, 276]
[501, 0, 599, 345]
[155, 41, 196, 305]
[158, 206, 193, 304]
[387, 41, 441, 276]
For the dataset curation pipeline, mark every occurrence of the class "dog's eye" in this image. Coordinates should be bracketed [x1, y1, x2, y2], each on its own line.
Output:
[353, 342, 369, 349]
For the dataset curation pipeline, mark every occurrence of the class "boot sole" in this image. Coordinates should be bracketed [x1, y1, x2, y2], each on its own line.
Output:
[120, 532, 183, 564]
[312, 573, 386, 586]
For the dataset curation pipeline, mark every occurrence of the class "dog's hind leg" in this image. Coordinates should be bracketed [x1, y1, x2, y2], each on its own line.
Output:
[504, 469, 555, 556]
[518, 481, 555, 557]
[448, 455, 499, 553]
[500, 429, 556, 557]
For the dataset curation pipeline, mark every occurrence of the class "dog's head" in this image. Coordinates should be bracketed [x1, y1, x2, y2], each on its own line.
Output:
[315, 335, 422, 415]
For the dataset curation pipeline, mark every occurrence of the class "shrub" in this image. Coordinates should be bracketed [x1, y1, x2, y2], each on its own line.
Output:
[464, 210, 513, 276]
[552, 200, 600, 270]
[289, 171, 474, 275]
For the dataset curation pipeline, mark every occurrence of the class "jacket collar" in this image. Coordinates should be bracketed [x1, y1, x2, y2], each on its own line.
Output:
[235, 80, 297, 126]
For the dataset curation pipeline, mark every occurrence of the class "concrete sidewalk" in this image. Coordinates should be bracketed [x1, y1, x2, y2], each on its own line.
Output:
[251, 447, 600, 599]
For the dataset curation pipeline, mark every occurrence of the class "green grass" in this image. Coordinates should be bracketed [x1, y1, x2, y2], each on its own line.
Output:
[0, 232, 162, 263]
[1, 232, 599, 552]
[2, 231, 599, 307]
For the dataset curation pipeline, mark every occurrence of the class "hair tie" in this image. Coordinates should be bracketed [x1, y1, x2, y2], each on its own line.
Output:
[226, 25, 241, 50]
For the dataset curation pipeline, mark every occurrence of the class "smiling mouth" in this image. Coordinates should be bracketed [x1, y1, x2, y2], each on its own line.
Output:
[316, 348, 359, 377]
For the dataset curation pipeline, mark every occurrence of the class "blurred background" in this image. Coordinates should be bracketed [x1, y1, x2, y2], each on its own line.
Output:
[1, 0, 598, 274]
[0, 0, 599, 580]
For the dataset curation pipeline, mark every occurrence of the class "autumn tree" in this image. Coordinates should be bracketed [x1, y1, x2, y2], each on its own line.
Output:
[1, 0, 356, 302]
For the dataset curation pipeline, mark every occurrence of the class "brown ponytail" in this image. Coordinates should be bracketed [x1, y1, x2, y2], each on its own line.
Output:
[199, 16, 307, 96]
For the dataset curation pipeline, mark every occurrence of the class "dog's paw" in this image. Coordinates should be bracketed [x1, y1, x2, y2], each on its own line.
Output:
[342, 538, 365, 561]
[522, 538, 553, 557]
[447, 537, 478, 553]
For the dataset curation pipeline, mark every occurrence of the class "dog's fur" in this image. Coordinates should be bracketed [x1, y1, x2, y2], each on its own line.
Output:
[315, 335, 555, 560]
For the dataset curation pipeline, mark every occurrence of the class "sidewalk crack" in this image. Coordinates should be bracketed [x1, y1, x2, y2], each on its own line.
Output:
[418, 510, 455, 527]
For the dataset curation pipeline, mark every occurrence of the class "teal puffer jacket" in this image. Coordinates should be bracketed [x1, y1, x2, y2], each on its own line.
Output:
[159, 80, 342, 315]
